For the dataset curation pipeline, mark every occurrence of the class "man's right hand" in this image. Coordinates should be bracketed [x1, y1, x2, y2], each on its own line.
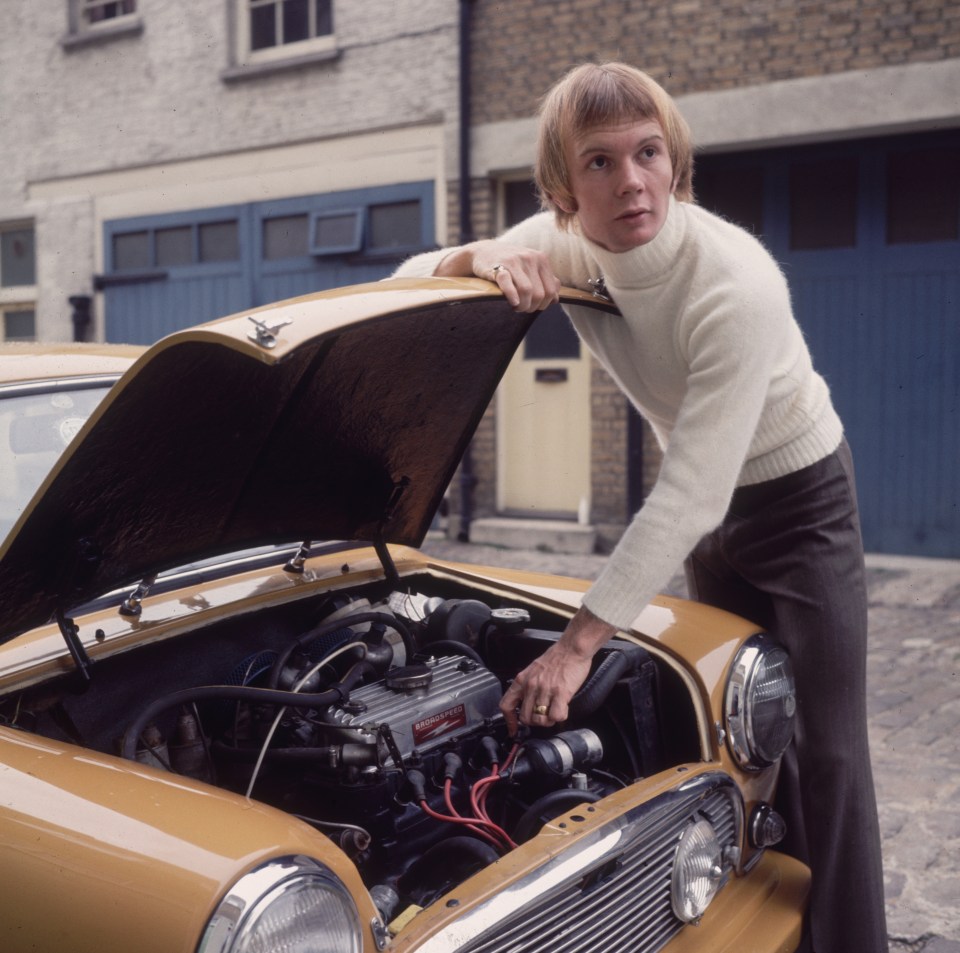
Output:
[435, 240, 561, 313]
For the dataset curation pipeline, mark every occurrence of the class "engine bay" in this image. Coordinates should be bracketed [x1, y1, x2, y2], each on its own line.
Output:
[1, 571, 701, 921]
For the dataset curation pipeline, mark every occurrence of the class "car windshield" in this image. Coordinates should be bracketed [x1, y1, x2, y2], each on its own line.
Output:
[0, 383, 112, 547]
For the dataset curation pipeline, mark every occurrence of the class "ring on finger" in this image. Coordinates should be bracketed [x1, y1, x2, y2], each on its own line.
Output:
[533, 704, 549, 716]
[492, 263, 507, 278]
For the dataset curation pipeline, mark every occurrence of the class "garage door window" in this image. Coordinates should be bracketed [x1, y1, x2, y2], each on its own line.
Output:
[112, 221, 240, 272]
[789, 157, 859, 250]
[693, 164, 765, 236]
[263, 215, 309, 260]
[262, 198, 426, 261]
[886, 146, 960, 244]
[368, 201, 421, 251]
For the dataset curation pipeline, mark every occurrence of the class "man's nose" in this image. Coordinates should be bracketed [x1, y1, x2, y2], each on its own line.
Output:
[617, 162, 644, 194]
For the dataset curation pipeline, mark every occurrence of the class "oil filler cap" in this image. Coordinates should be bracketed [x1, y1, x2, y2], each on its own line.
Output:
[385, 663, 433, 693]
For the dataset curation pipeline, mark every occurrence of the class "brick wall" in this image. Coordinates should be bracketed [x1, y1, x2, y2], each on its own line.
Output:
[590, 361, 630, 536]
[470, 0, 960, 123]
[465, 0, 959, 546]
[441, 177, 500, 532]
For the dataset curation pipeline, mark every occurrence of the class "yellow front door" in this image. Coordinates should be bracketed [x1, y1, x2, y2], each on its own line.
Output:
[498, 307, 590, 518]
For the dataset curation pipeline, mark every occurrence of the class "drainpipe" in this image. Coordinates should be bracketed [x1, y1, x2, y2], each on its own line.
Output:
[456, 0, 476, 542]
[69, 295, 92, 342]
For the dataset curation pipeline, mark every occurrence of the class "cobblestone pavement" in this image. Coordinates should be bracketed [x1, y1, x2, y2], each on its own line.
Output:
[422, 539, 960, 953]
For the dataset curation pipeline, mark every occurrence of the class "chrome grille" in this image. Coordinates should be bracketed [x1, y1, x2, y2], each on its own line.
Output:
[416, 773, 742, 953]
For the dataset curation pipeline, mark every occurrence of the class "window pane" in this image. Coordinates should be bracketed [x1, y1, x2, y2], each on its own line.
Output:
[85, 0, 135, 24]
[368, 201, 420, 250]
[112, 231, 150, 271]
[263, 214, 308, 260]
[886, 147, 960, 244]
[504, 179, 541, 225]
[199, 221, 239, 262]
[283, 0, 309, 43]
[250, 3, 277, 50]
[155, 226, 193, 267]
[789, 157, 858, 250]
[694, 164, 765, 236]
[313, 212, 359, 251]
[524, 306, 580, 359]
[3, 310, 36, 341]
[1, 228, 36, 287]
[315, 0, 333, 36]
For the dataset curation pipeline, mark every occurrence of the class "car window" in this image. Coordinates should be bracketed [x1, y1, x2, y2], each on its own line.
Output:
[0, 386, 111, 546]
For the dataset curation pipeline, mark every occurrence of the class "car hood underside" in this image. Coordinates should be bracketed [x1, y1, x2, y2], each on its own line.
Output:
[0, 280, 612, 644]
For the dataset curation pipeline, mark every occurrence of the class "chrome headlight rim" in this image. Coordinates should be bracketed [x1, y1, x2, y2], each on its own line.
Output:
[724, 633, 797, 771]
[197, 855, 362, 953]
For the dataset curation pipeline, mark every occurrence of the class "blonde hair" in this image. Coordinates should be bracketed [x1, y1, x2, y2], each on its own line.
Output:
[535, 62, 694, 228]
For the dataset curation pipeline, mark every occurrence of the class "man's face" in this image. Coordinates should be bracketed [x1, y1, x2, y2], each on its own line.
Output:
[559, 118, 676, 253]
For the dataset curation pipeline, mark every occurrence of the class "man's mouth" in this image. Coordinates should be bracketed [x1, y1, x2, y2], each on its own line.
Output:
[618, 208, 650, 221]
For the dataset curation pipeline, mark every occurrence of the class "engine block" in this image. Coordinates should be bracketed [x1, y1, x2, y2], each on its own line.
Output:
[321, 654, 503, 759]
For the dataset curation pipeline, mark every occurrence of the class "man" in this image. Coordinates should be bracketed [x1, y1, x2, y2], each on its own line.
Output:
[395, 62, 887, 952]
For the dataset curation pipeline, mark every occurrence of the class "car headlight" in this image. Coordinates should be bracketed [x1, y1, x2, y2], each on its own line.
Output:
[198, 856, 362, 953]
[671, 817, 724, 923]
[724, 633, 797, 770]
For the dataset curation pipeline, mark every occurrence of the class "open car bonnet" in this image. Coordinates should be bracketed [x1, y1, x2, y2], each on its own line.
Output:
[0, 278, 610, 644]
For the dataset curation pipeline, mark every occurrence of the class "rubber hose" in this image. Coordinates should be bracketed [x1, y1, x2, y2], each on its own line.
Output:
[567, 650, 632, 720]
[121, 660, 373, 761]
[398, 835, 500, 893]
[513, 788, 602, 844]
[421, 639, 484, 666]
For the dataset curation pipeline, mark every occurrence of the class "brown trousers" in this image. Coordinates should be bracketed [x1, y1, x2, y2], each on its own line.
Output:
[686, 440, 888, 953]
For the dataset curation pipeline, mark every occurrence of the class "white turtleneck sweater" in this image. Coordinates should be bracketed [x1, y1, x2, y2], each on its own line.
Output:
[395, 198, 843, 630]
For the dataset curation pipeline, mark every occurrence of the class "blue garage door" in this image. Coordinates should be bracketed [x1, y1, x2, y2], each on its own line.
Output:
[99, 181, 435, 344]
[697, 130, 959, 557]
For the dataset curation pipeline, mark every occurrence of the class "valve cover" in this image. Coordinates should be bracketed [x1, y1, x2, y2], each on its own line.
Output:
[321, 655, 503, 758]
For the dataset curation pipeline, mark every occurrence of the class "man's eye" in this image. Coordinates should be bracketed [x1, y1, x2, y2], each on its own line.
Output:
[588, 156, 608, 170]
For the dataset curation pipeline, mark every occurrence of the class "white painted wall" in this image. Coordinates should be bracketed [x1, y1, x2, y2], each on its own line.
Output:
[0, 0, 460, 340]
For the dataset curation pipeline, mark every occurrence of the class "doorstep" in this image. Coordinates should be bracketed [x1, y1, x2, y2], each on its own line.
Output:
[468, 517, 597, 555]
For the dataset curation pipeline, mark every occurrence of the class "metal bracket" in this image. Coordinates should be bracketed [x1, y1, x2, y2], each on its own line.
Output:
[715, 721, 727, 747]
[119, 574, 156, 617]
[284, 540, 312, 574]
[370, 917, 390, 951]
[588, 275, 611, 301]
[55, 608, 93, 683]
[246, 315, 293, 349]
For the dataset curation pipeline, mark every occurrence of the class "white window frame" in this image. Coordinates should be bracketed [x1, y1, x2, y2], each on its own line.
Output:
[0, 223, 37, 341]
[67, 0, 140, 37]
[235, 0, 335, 69]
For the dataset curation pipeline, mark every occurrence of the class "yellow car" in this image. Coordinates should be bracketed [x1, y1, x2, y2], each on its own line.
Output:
[0, 279, 807, 953]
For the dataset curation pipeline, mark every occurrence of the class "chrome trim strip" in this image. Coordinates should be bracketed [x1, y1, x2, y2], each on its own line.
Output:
[415, 772, 742, 953]
[0, 375, 121, 397]
[415, 830, 625, 953]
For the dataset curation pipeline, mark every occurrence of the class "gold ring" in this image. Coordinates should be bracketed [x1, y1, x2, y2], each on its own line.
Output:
[533, 704, 549, 716]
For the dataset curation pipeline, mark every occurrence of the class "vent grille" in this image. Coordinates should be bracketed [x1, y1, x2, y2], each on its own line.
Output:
[446, 775, 741, 953]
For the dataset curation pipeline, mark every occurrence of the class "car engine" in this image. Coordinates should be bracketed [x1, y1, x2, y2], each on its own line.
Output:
[9, 582, 682, 922]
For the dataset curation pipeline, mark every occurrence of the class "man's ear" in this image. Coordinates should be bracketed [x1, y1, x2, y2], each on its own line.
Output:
[549, 191, 577, 214]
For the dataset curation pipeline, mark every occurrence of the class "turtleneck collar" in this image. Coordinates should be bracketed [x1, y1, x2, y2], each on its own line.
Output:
[579, 195, 688, 290]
